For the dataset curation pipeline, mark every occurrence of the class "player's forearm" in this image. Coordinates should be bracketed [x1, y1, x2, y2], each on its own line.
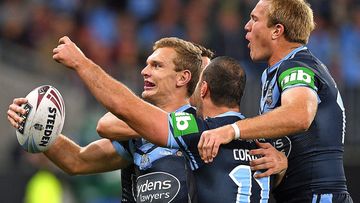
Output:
[44, 134, 84, 175]
[74, 59, 169, 146]
[238, 105, 308, 139]
[97, 112, 141, 140]
[45, 135, 129, 175]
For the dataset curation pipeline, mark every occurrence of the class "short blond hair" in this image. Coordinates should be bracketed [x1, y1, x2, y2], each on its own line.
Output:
[266, 0, 315, 44]
[153, 37, 202, 97]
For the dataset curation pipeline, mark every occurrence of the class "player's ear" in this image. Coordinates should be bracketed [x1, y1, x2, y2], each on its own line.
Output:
[176, 70, 191, 87]
[200, 81, 209, 98]
[272, 24, 285, 40]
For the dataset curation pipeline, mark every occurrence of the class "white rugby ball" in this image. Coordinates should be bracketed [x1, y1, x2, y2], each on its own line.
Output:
[16, 85, 65, 153]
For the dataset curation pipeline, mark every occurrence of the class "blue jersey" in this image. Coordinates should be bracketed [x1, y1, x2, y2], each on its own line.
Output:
[167, 111, 272, 203]
[118, 141, 136, 203]
[260, 46, 350, 202]
[113, 104, 197, 203]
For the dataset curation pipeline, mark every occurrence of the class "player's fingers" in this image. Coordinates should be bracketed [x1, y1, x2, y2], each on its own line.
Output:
[211, 141, 220, 159]
[205, 138, 214, 163]
[7, 115, 19, 129]
[53, 47, 60, 54]
[198, 133, 206, 159]
[250, 156, 267, 166]
[201, 137, 211, 163]
[254, 169, 273, 178]
[255, 140, 272, 149]
[250, 162, 273, 171]
[13, 98, 27, 105]
[7, 108, 23, 123]
[59, 36, 70, 44]
[249, 148, 265, 156]
[9, 103, 26, 115]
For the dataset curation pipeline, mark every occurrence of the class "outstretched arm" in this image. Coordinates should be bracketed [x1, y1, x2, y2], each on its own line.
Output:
[7, 98, 130, 175]
[97, 112, 140, 140]
[52, 36, 169, 147]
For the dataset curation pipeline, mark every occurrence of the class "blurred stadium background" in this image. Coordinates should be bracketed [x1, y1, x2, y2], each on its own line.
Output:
[0, 0, 359, 202]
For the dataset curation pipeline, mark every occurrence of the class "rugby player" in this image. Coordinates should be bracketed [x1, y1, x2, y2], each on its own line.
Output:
[8, 37, 205, 203]
[96, 42, 214, 203]
[198, 0, 353, 202]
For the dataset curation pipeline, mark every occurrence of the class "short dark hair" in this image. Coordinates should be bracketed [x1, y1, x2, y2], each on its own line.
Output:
[202, 56, 246, 107]
[193, 43, 215, 59]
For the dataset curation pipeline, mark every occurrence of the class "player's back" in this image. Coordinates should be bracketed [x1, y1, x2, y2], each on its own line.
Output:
[168, 112, 272, 202]
[195, 140, 271, 202]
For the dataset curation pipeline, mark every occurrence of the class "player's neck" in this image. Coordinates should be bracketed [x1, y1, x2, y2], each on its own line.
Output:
[268, 41, 303, 67]
[203, 102, 240, 118]
[155, 98, 189, 113]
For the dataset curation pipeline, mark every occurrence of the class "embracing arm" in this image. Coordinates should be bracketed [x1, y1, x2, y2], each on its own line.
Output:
[235, 87, 318, 139]
[96, 112, 140, 140]
[44, 135, 130, 175]
[198, 87, 318, 162]
[53, 36, 169, 147]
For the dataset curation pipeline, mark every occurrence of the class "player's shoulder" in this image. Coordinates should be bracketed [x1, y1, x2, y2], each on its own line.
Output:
[170, 111, 203, 138]
[279, 49, 321, 72]
[184, 106, 196, 115]
[205, 115, 243, 129]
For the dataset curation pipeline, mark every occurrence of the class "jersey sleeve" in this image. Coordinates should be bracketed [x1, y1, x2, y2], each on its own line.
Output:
[167, 112, 207, 170]
[112, 140, 134, 162]
[277, 60, 320, 93]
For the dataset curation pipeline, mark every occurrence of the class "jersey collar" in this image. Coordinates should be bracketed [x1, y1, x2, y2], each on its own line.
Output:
[175, 103, 193, 112]
[268, 46, 308, 73]
[213, 111, 245, 119]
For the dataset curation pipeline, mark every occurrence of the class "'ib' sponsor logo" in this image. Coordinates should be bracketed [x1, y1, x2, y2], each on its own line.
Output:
[279, 67, 316, 90]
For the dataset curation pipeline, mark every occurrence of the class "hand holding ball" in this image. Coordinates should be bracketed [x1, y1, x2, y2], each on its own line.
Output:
[16, 85, 65, 153]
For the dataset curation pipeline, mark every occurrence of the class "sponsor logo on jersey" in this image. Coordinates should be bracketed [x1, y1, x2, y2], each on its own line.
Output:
[278, 67, 316, 91]
[272, 136, 292, 157]
[171, 112, 199, 137]
[136, 172, 180, 203]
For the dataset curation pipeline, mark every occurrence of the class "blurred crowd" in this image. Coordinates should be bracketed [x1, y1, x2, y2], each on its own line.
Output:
[1, 0, 360, 202]
[2, 0, 360, 93]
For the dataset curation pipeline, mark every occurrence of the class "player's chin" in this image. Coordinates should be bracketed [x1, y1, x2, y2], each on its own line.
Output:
[141, 90, 156, 101]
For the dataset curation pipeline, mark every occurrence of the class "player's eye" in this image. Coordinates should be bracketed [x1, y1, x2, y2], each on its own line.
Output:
[154, 63, 162, 69]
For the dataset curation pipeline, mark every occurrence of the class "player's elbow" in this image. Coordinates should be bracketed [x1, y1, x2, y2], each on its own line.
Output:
[60, 165, 81, 176]
[59, 158, 89, 176]
[294, 112, 314, 132]
[96, 118, 108, 138]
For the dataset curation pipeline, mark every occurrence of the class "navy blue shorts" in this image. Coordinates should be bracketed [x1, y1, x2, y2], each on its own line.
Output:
[276, 192, 353, 203]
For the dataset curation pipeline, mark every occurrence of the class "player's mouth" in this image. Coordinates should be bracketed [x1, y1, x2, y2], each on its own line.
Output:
[245, 34, 251, 49]
[144, 81, 156, 90]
